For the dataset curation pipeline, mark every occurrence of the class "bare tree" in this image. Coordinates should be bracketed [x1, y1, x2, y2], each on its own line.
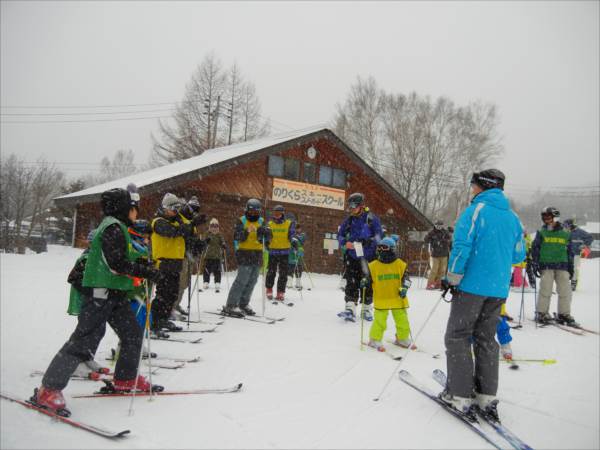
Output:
[26, 159, 65, 240]
[85, 149, 138, 185]
[239, 81, 270, 142]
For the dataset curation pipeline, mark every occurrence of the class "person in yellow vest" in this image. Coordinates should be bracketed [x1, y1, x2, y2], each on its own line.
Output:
[151, 193, 205, 335]
[364, 237, 414, 352]
[223, 199, 271, 317]
[266, 205, 295, 302]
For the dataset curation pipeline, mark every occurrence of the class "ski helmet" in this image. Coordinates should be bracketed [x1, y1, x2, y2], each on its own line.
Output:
[246, 198, 261, 212]
[563, 218, 576, 229]
[376, 237, 397, 261]
[347, 192, 365, 209]
[541, 206, 560, 219]
[101, 188, 132, 218]
[470, 169, 505, 190]
[273, 205, 285, 213]
[161, 193, 184, 211]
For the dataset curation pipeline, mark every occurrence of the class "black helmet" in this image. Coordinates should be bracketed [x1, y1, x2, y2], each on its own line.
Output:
[541, 207, 560, 219]
[564, 218, 576, 229]
[273, 205, 285, 213]
[348, 192, 365, 209]
[126, 183, 140, 209]
[101, 188, 132, 218]
[246, 198, 261, 212]
[471, 169, 505, 190]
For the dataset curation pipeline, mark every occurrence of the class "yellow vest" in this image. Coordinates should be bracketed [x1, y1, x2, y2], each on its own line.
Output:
[238, 216, 263, 251]
[369, 258, 409, 310]
[268, 219, 291, 250]
[151, 215, 186, 262]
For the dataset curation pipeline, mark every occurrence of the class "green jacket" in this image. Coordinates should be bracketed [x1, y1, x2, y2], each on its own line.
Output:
[204, 233, 225, 260]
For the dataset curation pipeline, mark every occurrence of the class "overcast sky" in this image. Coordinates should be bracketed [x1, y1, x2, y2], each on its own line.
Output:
[1, 1, 598, 200]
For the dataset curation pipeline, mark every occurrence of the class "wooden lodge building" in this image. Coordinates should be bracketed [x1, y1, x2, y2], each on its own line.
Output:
[54, 127, 432, 275]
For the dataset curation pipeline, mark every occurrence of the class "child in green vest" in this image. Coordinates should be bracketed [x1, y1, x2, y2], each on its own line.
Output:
[531, 207, 577, 326]
[287, 224, 305, 290]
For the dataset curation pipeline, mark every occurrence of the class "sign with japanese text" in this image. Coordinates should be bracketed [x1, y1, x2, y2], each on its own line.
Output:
[272, 178, 345, 210]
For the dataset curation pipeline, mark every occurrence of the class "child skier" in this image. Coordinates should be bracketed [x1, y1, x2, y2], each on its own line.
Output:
[364, 237, 414, 351]
[287, 224, 306, 290]
[203, 218, 226, 292]
[34, 187, 165, 415]
[265, 205, 295, 302]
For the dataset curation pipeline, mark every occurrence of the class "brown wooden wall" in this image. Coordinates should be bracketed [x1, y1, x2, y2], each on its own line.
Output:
[73, 135, 429, 275]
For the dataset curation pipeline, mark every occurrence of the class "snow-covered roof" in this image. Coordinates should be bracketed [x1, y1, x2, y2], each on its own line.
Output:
[583, 222, 600, 234]
[55, 125, 328, 203]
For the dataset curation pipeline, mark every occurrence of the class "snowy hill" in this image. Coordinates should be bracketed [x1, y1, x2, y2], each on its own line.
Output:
[1, 246, 599, 449]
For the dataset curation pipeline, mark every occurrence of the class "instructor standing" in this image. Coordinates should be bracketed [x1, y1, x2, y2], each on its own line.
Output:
[440, 169, 525, 422]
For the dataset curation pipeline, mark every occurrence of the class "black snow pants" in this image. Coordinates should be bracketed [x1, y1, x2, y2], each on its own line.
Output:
[444, 290, 504, 398]
[266, 253, 289, 293]
[344, 256, 373, 305]
[203, 258, 222, 284]
[42, 290, 143, 390]
[151, 259, 182, 326]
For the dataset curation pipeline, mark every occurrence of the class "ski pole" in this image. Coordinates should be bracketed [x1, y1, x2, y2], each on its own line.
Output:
[261, 236, 266, 317]
[517, 268, 526, 328]
[373, 293, 444, 402]
[222, 250, 230, 293]
[302, 258, 315, 291]
[186, 259, 192, 329]
[360, 287, 366, 350]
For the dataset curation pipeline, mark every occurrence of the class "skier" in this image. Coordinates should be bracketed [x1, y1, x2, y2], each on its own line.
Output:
[531, 207, 577, 326]
[511, 230, 533, 292]
[424, 220, 451, 290]
[224, 199, 271, 317]
[265, 205, 295, 302]
[34, 187, 165, 414]
[65, 229, 110, 378]
[497, 303, 513, 360]
[127, 220, 154, 332]
[174, 195, 204, 317]
[363, 237, 414, 351]
[563, 218, 593, 291]
[440, 169, 525, 421]
[203, 218, 226, 292]
[287, 223, 306, 290]
[151, 193, 205, 334]
[337, 193, 382, 321]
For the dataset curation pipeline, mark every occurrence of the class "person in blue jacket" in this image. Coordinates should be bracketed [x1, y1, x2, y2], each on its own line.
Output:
[439, 169, 526, 422]
[337, 192, 382, 321]
[563, 218, 593, 291]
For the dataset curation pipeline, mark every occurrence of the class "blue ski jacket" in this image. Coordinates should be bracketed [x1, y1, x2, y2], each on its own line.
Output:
[337, 210, 382, 261]
[448, 188, 526, 299]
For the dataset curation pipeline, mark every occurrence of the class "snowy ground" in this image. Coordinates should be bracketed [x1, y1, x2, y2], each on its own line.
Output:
[1, 245, 599, 449]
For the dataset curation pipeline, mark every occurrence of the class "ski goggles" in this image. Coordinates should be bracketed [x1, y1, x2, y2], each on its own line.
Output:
[376, 243, 392, 252]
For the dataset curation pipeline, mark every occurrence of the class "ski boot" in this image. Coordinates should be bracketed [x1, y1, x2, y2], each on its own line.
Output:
[337, 301, 356, 322]
[393, 336, 416, 350]
[104, 376, 164, 394]
[31, 387, 71, 417]
[221, 305, 245, 318]
[266, 288, 274, 300]
[215, 283, 221, 293]
[439, 391, 477, 422]
[150, 328, 170, 339]
[203, 282, 209, 290]
[367, 339, 385, 352]
[500, 343, 513, 360]
[275, 292, 285, 302]
[475, 393, 500, 422]
[361, 304, 373, 321]
[158, 319, 183, 332]
[240, 305, 256, 316]
[555, 313, 580, 328]
[535, 312, 554, 325]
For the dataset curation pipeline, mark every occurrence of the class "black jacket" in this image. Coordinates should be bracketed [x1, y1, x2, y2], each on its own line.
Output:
[424, 228, 451, 257]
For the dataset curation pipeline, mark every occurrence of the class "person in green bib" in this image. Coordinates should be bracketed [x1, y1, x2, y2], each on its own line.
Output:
[33, 188, 164, 415]
[531, 207, 577, 326]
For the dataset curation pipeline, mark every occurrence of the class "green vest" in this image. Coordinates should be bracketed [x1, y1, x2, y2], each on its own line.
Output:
[82, 216, 136, 291]
[539, 228, 570, 264]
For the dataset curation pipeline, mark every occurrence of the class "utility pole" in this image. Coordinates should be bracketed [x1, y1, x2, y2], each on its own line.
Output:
[203, 98, 211, 148]
[226, 101, 234, 145]
[212, 95, 221, 148]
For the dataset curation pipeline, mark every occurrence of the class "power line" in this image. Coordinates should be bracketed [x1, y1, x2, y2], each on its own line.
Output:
[0, 108, 176, 117]
[0, 101, 177, 109]
[1, 115, 173, 124]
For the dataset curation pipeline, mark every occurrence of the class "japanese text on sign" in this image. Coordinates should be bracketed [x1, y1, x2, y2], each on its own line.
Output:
[272, 178, 345, 210]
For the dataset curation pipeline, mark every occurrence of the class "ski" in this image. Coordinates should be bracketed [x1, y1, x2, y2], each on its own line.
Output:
[30, 370, 114, 381]
[361, 343, 403, 360]
[385, 339, 441, 359]
[204, 310, 276, 324]
[143, 361, 185, 370]
[169, 326, 219, 333]
[177, 318, 225, 326]
[73, 382, 243, 398]
[432, 369, 533, 450]
[528, 319, 585, 335]
[397, 370, 502, 450]
[150, 335, 203, 343]
[0, 391, 130, 439]
[500, 358, 556, 365]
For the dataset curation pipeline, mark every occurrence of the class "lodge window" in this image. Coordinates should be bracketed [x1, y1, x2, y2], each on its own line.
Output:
[319, 165, 333, 185]
[268, 155, 284, 177]
[332, 168, 347, 188]
[303, 162, 317, 184]
[284, 158, 300, 180]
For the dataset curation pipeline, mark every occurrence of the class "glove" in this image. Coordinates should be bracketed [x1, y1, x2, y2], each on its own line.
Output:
[440, 278, 457, 295]
[399, 288, 408, 298]
[530, 262, 541, 278]
[257, 225, 272, 241]
[191, 213, 207, 226]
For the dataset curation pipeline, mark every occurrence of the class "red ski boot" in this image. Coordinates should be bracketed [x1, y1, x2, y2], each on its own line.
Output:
[275, 292, 285, 302]
[266, 288, 273, 300]
[113, 375, 163, 393]
[32, 386, 70, 417]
